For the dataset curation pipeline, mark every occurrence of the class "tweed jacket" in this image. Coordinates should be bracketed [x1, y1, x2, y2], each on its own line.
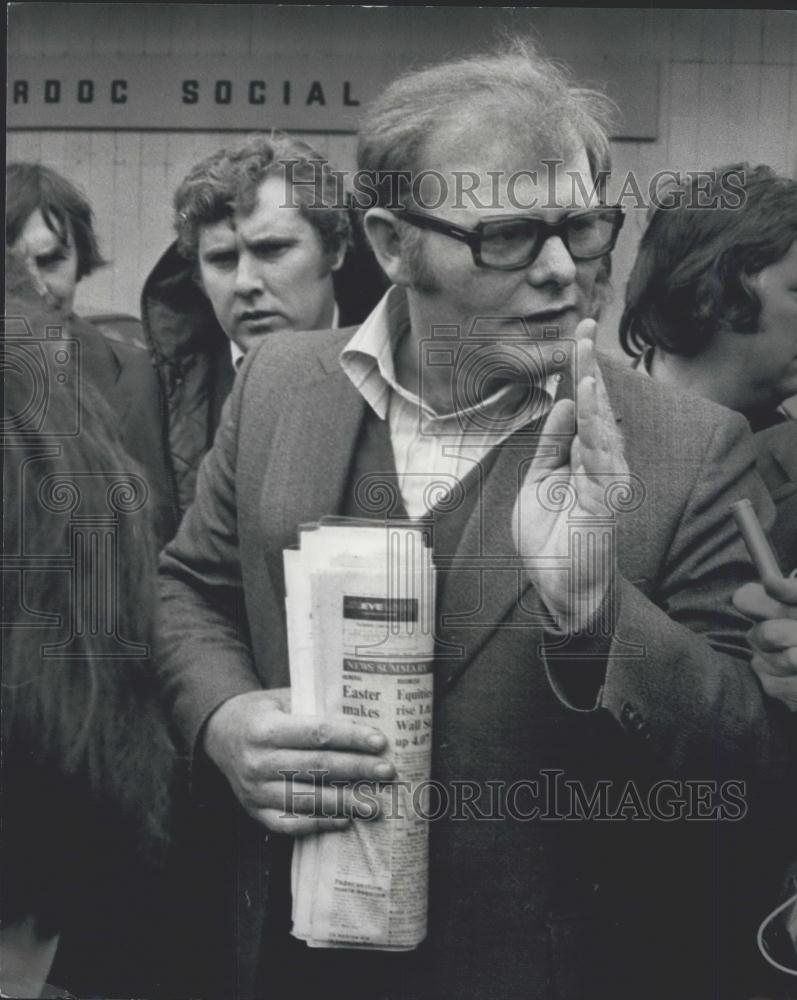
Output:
[157, 324, 788, 998]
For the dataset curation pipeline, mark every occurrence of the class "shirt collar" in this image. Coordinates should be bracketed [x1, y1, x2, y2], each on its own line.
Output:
[340, 285, 560, 426]
[339, 286, 408, 418]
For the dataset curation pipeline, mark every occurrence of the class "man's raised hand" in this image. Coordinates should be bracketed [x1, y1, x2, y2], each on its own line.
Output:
[512, 319, 629, 632]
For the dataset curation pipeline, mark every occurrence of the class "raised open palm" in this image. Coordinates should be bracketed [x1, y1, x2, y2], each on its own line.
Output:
[512, 319, 630, 633]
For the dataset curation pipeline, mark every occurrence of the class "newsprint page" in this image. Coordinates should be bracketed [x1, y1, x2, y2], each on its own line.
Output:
[4, 5, 797, 1000]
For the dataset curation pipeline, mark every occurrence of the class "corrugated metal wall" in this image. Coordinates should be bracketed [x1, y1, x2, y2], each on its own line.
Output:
[7, 5, 797, 355]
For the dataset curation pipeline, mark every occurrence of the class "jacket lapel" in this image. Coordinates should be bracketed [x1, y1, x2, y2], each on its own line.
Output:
[435, 431, 552, 689]
[262, 337, 366, 551]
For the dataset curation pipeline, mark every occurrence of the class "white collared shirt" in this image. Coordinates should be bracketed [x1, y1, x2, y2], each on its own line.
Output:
[340, 286, 559, 518]
[230, 302, 340, 371]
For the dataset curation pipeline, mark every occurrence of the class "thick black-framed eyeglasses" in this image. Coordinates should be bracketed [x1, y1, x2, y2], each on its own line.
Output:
[394, 205, 625, 270]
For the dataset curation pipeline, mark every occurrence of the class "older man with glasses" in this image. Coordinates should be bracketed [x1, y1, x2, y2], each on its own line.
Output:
[156, 38, 787, 1000]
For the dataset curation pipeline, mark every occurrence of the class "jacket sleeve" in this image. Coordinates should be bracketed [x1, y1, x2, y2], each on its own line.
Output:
[544, 410, 790, 771]
[155, 350, 262, 755]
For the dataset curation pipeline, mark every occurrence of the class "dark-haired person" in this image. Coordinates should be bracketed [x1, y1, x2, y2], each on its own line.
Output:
[624, 165, 797, 994]
[2, 267, 175, 997]
[6, 161, 106, 316]
[5, 163, 172, 542]
[619, 163, 797, 433]
[139, 132, 388, 544]
[619, 164, 797, 573]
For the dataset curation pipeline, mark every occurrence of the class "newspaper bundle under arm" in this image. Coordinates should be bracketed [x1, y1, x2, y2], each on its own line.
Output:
[284, 518, 435, 950]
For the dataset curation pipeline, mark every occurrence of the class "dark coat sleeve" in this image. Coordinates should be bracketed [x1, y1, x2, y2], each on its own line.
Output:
[155, 349, 261, 754]
[545, 409, 790, 771]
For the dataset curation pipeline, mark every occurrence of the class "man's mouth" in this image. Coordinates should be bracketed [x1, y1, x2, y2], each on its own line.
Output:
[238, 310, 282, 331]
[489, 307, 577, 334]
[463, 307, 581, 340]
[523, 305, 577, 325]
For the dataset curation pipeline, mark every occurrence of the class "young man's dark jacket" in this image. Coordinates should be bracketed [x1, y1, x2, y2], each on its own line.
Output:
[133, 232, 389, 548]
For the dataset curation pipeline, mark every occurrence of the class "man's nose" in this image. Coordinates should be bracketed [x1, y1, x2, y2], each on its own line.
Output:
[234, 253, 263, 296]
[23, 258, 58, 306]
[526, 235, 577, 287]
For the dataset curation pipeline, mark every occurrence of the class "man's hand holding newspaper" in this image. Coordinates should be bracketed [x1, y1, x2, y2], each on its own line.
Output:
[203, 687, 396, 836]
[205, 519, 433, 949]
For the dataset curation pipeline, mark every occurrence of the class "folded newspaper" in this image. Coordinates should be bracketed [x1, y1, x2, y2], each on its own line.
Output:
[284, 518, 436, 950]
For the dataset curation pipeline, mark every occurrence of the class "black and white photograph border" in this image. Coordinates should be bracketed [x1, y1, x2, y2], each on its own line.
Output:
[4, 6, 797, 1000]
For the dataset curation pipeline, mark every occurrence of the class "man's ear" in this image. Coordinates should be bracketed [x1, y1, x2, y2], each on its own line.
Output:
[363, 208, 412, 287]
[328, 243, 346, 273]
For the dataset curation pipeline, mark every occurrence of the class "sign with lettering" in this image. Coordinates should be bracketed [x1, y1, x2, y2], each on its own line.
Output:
[7, 55, 659, 139]
[7, 56, 395, 131]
